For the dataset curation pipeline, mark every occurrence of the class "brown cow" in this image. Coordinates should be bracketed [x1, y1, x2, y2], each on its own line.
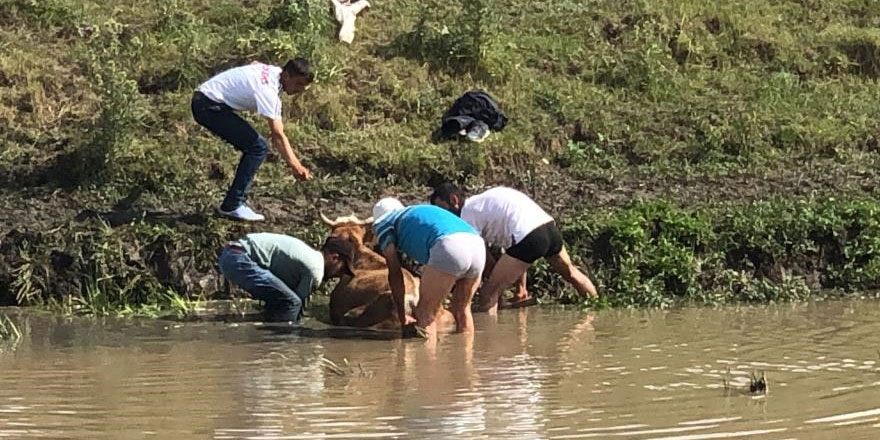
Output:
[321, 213, 454, 331]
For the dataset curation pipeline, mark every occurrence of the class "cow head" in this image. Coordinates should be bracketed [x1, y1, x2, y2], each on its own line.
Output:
[320, 212, 374, 248]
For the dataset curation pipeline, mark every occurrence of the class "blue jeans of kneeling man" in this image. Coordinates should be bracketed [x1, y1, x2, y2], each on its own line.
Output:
[218, 246, 303, 322]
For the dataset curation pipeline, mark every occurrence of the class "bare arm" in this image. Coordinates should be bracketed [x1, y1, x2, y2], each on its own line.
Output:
[266, 117, 311, 180]
[382, 243, 408, 325]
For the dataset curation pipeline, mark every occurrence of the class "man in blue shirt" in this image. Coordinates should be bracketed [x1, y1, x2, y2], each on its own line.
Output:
[372, 198, 485, 338]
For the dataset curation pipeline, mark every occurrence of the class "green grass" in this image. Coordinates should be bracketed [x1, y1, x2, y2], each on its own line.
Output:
[551, 196, 880, 308]
[2, 0, 880, 311]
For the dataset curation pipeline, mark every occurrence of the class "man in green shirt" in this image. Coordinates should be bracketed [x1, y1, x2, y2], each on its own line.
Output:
[218, 233, 355, 322]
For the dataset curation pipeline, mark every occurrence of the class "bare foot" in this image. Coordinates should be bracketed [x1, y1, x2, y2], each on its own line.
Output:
[402, 323, 432, 339]
[436, 309, 456, 331]
[503, 296, 538, 309]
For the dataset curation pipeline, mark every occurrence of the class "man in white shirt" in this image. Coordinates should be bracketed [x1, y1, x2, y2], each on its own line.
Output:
[430, 183, 598, 314]
[192, 58, 313, 221]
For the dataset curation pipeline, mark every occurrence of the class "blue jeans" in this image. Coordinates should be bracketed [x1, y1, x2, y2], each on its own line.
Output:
[218, 246, 304, 322]
[192, 92, 269, 212]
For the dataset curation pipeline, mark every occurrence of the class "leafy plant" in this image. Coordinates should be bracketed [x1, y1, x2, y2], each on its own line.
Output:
[161, 289, 204, 319]
[11, 242, 43, 305]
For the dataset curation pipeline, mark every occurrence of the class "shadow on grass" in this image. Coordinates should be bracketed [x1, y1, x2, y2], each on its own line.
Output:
[72, 186, 209, 227]
[0, 141, 85, 191]
[74, 209, 209, 228]
[375, 16, 487, 79]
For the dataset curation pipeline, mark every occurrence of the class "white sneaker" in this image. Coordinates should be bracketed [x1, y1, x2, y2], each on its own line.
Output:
[217, 205, 265, 221]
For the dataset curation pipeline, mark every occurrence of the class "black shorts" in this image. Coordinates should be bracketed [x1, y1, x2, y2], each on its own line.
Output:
[506, 221, 564, 264]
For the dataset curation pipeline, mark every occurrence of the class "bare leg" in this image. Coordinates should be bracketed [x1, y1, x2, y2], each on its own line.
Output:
[413, 266, 457, 338]
[483, 247, 498, 277]
[475, 254, 531, 314]
[449, 276, 480, 333]
[547, 246, 598, 298]
[474, 247, 496, 307]
[506, 272, 534, 308]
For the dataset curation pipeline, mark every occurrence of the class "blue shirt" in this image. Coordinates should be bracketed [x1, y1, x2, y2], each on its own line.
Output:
[374, 205, 478, 264]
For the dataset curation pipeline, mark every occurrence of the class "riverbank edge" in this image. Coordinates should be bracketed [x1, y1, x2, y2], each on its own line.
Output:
[2, 195, 878, 316]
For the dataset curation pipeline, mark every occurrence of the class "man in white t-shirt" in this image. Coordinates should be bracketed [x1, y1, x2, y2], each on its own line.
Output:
[430, 183, 598, 314]
[192, 58, 314, 221]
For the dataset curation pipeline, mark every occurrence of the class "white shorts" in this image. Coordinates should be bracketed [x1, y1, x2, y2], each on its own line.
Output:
[427, 233, 486, 279]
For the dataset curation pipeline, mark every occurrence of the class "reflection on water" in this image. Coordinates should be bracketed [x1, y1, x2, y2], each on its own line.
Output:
[2, 300, 880, 439]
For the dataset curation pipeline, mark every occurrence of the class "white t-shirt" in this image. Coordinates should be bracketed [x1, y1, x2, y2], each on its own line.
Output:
[197, 63, 283, 120]
[461, 187, 554, 249]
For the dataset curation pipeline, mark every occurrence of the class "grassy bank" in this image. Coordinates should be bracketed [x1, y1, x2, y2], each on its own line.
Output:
[551, 196, 880, 307]
[6, 194, 880, 315]
[2, 0, 880, 313]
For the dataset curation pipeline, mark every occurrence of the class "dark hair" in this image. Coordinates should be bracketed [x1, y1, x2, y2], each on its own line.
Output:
[429, 182, 465, 205]
[322, 236, 354, 260]
[321, 236, 356, 277]
[283, 57, 314, 82]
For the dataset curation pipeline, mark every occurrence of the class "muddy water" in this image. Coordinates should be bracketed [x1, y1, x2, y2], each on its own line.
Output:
[1, 300, 880, 440]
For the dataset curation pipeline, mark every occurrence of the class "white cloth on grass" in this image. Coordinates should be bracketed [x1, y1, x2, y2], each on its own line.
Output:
[331, 0, 370, 44]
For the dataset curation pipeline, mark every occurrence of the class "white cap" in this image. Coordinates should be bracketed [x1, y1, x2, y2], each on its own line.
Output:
[372, 197, 404, 224]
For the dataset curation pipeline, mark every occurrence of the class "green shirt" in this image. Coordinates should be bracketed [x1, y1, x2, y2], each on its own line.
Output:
[237, 233, 324, 299]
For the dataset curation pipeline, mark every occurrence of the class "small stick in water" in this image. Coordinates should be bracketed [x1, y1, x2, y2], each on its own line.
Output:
[749, 371, 768, 395]
[320, 356, 348, 376]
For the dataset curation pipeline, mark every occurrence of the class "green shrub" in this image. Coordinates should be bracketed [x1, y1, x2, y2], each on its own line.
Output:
[387, 0, 506, 77]
[65, 19, 147, 186]
[135, 0, 208, 92]
[264, 0, 333, 60]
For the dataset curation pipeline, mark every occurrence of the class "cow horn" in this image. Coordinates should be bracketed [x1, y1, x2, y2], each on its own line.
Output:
[346, 212, 374, 226]
[319, 212, 337, 226]
[349, 212, 364, 225]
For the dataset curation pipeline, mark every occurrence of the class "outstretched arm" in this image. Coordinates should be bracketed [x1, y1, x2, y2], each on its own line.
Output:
[266, 117, 311, 180]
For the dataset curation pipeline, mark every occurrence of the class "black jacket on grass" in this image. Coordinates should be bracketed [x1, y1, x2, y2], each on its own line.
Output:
[439, 90, 508, 139]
